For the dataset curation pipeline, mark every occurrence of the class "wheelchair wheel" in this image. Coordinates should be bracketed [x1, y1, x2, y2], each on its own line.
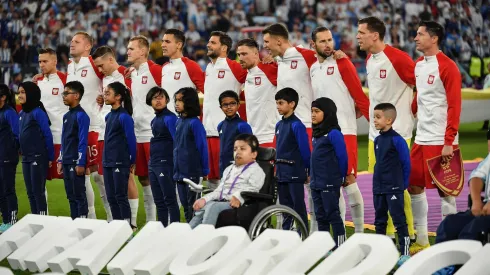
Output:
[248, 205, 309, 240]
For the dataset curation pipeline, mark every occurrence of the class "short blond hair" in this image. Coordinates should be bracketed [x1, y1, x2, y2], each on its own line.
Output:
[73, 31, 94, 46]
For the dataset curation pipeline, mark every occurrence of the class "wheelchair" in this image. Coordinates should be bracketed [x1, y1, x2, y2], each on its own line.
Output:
[185, 147, 309, 240]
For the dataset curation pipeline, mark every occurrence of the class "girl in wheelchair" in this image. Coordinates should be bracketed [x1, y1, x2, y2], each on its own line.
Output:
[190, 134, 265, 228]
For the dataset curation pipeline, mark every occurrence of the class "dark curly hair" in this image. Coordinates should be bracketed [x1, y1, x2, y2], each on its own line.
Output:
[174, 87, 200, 117]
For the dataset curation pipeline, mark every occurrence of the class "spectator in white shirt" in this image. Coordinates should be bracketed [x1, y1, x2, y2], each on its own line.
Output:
[185, 23, 201, 45]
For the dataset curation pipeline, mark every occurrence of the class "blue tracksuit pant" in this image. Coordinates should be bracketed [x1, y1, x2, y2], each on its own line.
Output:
[278, 182, 308, 231]
[149, 165, 180, 226]
[176, 178, 198, 223]
[0, 164, 18, 224]
[63, 165, 88, 219]
[374, 193, 409, 256]
[311, 187, 346, 248]
[104, 167, 131, 223]
[22, 160, 48, 215]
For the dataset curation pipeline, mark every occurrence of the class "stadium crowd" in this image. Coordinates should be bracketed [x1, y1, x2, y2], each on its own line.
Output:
[1, 0, 490, 89]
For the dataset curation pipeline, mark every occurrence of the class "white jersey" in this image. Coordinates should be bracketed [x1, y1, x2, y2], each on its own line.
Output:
[310, 56, 370, 135]
[366, 45, 416, 141]
[244, 63, 279, 144]
[276, 46, 317, 128]
[161, 57, 204, 114]
[100, 65, 129, 141]
[67, 56, 104, 132]
[130, 60, 162, 143]
[38, 71, 68, 144]
[413, 52, 461, 145]
[203, 57, 247, 136]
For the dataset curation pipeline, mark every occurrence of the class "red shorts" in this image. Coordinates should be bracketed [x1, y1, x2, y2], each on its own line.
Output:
[207, 137, 220, 180]
[86, 131, 100, 168]
[344, 135, 358, 177]
[135, 142, 150, 177]
[409, 143, 459, 189]
[97, 141, 104, 175]
[260, 140, 276, 148]
[47, 144, 63, 180]
[306, 128, 312, 150]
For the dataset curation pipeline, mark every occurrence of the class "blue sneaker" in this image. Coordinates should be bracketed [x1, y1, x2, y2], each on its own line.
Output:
[397, 255, 410, 267]
[1, 224, 12, 233]
[432, 266, 455, 275]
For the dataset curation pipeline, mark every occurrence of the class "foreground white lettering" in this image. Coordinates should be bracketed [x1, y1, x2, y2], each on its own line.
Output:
[0, 215, 487, 274]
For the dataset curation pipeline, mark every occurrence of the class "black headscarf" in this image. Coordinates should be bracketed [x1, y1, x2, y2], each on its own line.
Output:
[19, 81, 51, 125]
[312, 97, 341, 138]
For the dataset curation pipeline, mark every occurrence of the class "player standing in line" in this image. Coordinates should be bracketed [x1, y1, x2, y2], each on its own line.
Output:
[66, 32, 104, 219]
[127, 35, 161, 223]
[0, 85, 19, 232]
[409, 21, 462, 254]
[160, 28, 205, 113]
[262, 23, 317, 141]
[203, 31, 247, 189]
[356, 16, 416, 241]
[92, 46, 139, 228]
[310, 27, 370, 233]
[36, 48, 68, 183]
[236, 38, 279, 147]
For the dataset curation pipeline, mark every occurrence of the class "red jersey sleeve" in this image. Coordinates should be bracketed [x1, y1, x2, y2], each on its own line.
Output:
[257, 63, 278, 86]
[89, 56, 105, 80]
[226, 58, 247, 84]
[182, 57, 205, 92]
[295, 47, 317, 69]
[437, 53, 462, 145]
[384, 45, 416, 86]
[336, 57, 370, 121]
[56, 71, 67, 85]
[148, 61, 162, 86]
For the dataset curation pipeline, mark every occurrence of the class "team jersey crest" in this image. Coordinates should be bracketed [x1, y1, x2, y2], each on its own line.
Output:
[174, 72, 181, 80]
[218, 70, 225, 78]
[255, 77, 261, 85]
[52, 88, 59, 95]
[142, 76, 148, 84]
[427, 75, 435, 84]
[380, 69, 387, 79]
[327, 66, 334, 75]
[81, 70, 88, 77]
[290, 60, 298, 69]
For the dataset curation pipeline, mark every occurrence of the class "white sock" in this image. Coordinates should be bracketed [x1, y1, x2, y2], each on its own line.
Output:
[339, 187, 346, 224]
[45, 189, 49, 215]
[129, 198, 139, 227]
[441, 196, 457, 220]
[92, 172, 112, 222]
[85, 175, 96, 219]
[306, 185, 317, 233]
[345, 183, 364, 233]
[142, 186, 156, 222]
[411, 192, 429, 246]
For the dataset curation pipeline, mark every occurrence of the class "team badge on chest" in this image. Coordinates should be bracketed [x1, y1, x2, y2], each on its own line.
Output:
[174, 72, 181, 80]
[255, 77, 261, 85]
[142, 76, 148, 84]
[327, 66, 334, 75]
[290, 60, 298, 69]
[81, 70, 88, 77]
[52, 88, 59, 95]
[380, 69, 387, 79]
[218, 70, 225, 78]
[427, 75, 435, 84]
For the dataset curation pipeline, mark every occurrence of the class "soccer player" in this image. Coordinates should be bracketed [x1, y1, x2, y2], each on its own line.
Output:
[161, 28, 205, 113]
[66, 31, 104, 219]
[57, 81, 89, 219]
[102, 82, 136, 225]
[203, 31, 247, 189]
[357, 16, 416, 241]
[262, 23, 317, 140]
[17, 82, 54, 216]
[409, 21, 462, 253]
[128, 35, 161, 222]
[236, 38, 279, 147]
[37, 48, 68, 182]
[92, 46, 139, 227]
[310, 26, 370, 233]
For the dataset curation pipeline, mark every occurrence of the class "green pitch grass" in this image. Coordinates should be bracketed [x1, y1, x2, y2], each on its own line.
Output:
[1, 122, 488, 274]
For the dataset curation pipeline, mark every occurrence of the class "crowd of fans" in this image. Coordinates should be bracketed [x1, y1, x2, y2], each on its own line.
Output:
[1, 0, 490, 90]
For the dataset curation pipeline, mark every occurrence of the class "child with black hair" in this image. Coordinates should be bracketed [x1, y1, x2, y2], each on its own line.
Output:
[103, 81, 136, 225]
[373, 103, 410, 263]
[0, 84, 19, 231]
[217, 90, 252, 178]
[173, 87, 209, 222]
[146, 86, 180, 226]
[310, 97, 347, 249]
[275, 87, 310, 231]
[190, 133, 265, 228]
[18, 81, 54, 216]
[57, 81, 90, 219]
